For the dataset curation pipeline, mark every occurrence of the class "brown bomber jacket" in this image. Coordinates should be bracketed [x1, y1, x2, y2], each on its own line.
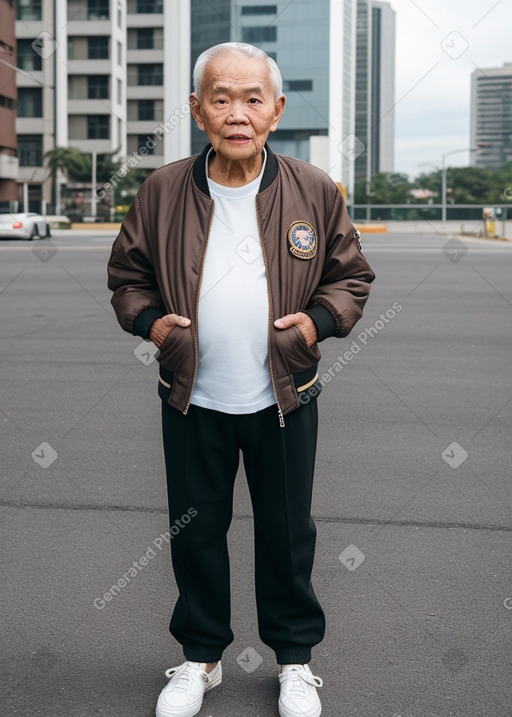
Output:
[107, 142, 375, 425]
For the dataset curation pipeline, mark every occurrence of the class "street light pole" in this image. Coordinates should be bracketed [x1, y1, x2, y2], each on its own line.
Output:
[90, 149, 97, 220]
[441, 144, 489, 222]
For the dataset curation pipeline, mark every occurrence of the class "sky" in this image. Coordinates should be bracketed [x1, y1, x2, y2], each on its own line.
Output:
[391, 0, 511, 178]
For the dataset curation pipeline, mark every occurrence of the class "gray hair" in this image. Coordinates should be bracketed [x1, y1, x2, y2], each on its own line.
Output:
[193, 42, 283, 100]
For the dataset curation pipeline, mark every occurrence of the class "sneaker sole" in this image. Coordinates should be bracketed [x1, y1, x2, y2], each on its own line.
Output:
[278, 700, 321, 717]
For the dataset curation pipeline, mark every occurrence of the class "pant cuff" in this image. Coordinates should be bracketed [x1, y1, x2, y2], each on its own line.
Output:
[183, 644, 224, 663]
[275, 646, 312, 665]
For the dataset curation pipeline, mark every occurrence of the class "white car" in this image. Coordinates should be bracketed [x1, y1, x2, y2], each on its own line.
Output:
[0, 212, 51, 240]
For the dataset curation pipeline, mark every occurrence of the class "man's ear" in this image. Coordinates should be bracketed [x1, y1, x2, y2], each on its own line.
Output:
[189, 93, 205, 130]
[269, 94, 286, 132]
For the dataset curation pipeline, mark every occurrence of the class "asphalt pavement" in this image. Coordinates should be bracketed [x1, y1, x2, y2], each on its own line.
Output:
[1, 229, 511, 717]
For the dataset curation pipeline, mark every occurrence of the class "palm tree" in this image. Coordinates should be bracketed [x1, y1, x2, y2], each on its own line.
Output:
[44, 147, 91, 214]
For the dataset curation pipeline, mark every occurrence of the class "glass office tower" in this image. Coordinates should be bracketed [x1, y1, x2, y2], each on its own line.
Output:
[190, 0, 330, 159]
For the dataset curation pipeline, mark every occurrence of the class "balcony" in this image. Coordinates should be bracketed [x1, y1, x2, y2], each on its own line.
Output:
[125, 85, 164, 100]
[126, 49, 163, 64]
[67, 59, 112, 75]
[67, 99, 114, 114]
[0, 154, 19, 180]
[66, 21, 111, 36]
[16, 118, 45, 134]
[126, 13, 163, 28]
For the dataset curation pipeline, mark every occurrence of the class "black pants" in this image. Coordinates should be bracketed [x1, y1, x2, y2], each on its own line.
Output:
[161, 397, 325, 665]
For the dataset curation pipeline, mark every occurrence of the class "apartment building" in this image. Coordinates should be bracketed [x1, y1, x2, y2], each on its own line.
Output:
[126, 0, 165, 171]
[0, 0, 18, 208]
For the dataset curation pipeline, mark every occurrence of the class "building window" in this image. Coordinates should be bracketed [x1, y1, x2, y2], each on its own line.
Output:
[118, 4, 122, 27]
[138, 63, 163, 86]
[136, 0, 163, 12]
[137, 28, 154, 49]
[88, 75, 109, 99]
[87, 0, 109, 20]
[16, 0, 41, 20]
[17, 39, 42, 72]
[17, 87, 43, 117]
[88, 36, 109, 59]
[117, 41, 122, 65]
[242, 26, 277, 43]
[138, 99, 154, 121]
[117, 78, 122, 103]
[18, 135, 43, 166]
[138, 135, 155, 155]
[0, 94, 16, 110]
[87, 115, 110, 139]
[241, 5, 277, 14]
[283, 80, 313, 92]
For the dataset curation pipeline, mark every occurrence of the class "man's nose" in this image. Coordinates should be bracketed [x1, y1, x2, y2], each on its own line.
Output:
[227, 102, 249, 123]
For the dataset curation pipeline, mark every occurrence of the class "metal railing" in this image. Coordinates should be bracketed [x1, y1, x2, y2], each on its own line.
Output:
[351, 204, 512, 222]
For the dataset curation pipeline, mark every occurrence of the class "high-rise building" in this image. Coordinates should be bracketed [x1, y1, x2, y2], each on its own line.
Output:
[191, 0, 332, 161]
[470, 62, 512, 169]
[190, 0, 230, 156]
[0, 0, 18, 209]
[354, 0, 395, 181]
[190, 0, 360, 195]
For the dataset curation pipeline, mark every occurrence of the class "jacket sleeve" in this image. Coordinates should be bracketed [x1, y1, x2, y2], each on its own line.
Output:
[304, 186, 375, 339]
[106, 189, 166, 339]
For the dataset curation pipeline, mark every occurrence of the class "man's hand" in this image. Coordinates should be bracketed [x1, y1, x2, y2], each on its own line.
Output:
[274, 312, 318, 347]
[149, 314, 191, 348]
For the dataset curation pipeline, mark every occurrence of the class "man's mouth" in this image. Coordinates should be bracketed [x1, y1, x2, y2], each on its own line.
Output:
[225, 135, 251, 143]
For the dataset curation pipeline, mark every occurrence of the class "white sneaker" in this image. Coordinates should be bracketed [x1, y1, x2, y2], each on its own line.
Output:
[155, 660, 222, 717]
[278, 664, 323, 717]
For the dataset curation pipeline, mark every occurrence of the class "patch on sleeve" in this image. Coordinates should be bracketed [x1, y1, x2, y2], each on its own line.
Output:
[287, 220, 317, 260]
[353, 228, 365, 256]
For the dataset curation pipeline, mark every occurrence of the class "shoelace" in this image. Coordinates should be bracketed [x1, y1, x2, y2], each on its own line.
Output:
[164, 663, 208, 693]
[280, 666, 323, 696]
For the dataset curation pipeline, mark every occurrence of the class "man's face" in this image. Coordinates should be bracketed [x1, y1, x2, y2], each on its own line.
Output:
[190, 52, 286, 162]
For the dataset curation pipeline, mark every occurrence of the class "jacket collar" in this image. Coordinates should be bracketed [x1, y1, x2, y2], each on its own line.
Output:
[192, 142, 278, 197]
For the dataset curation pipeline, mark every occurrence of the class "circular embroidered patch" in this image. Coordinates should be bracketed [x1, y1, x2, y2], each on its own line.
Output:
[287, 220, 317, 260]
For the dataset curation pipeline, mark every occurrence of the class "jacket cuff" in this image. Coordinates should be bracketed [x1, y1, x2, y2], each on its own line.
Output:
[132, 306, 166, 340]
[303, 305, 337, 342]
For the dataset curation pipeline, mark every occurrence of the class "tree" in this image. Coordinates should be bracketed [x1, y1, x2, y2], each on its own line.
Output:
[44, 146, 91, 182]
[412, 170, 442, 200]
[355, 172, 411, 204]
[447, 166, 494, 204]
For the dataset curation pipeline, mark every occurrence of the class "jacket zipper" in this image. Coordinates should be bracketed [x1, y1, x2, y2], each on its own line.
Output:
[256, 201, 285, 428]
[183, 200, 215, 415]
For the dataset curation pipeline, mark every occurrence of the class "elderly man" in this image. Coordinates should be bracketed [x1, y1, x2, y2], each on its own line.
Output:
[107, 42, 374, 717]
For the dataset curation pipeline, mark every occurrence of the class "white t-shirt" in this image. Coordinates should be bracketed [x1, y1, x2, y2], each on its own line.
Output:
[190, 149, 276, 414]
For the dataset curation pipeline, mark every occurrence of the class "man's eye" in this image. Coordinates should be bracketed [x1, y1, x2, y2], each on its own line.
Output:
[249, 98, 260, 104]
[217, 99, 227, 105]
